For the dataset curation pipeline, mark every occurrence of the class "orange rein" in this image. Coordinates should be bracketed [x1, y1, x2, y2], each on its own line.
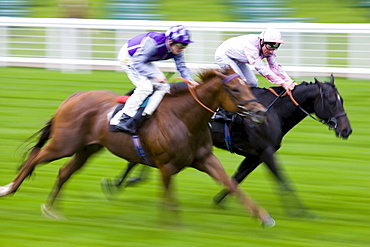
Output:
[267, 87, 299, 106]
[177, 77, 216, 113]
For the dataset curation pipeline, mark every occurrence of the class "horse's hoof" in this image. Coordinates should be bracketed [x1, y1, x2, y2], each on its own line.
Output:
[100, 178, 119, 198]
[0, 182, 14, 197]
[212, 190, 229, 205]
[261, 216, 276, 228]
[126, 177, 143, 186]
[41, 204, 66, 220]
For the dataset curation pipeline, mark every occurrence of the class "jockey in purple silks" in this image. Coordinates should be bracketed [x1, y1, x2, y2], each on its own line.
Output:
[215, 27, 297, 92]
[112, 25, 197, 134]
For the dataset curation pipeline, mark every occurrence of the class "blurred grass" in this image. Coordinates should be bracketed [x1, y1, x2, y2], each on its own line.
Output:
[27, 0, 370, 23]
[0, 67, 369, 247]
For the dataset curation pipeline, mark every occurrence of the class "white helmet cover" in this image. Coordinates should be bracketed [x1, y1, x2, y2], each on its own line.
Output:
[259, 27, 284, 44]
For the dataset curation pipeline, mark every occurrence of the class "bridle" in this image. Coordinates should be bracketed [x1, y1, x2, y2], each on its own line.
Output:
[267, 86, 347, 130]
[179, 74, 258, 116]
[221, 74, 259, 117]
[315, 87, 347, 129]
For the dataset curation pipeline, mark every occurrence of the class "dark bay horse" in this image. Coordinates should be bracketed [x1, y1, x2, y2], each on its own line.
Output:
[211, 76, 352, 215]
[0, 68, 276, 227]
[102, 75, 352, 216]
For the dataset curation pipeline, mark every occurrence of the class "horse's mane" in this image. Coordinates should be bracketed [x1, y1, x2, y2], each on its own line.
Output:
[250, 81, 317, 100]
[168, 69, 220, 97]
[197, 69, 219, 82]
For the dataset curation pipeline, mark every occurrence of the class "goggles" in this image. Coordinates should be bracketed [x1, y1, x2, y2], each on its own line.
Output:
[174, 42, 188, 49]
[264, 42, 280, 50]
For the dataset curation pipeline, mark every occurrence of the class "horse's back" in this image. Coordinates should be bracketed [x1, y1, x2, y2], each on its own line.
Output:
[52, 90, 118, 144]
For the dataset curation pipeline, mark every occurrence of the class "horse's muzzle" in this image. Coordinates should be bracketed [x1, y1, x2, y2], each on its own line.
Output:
[327, 113, 352, 139]
[336, 127, 352, 139]
[237, 105, 267, 124]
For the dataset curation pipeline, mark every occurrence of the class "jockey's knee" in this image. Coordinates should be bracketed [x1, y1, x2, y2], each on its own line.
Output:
[248, 80, 258, 87]
[156, 83, 170, 92]
[135, 85, 153, 96]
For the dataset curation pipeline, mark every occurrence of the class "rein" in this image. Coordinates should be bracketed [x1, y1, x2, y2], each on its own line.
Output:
[268, 87, 347, 129]
[178, 77, 215, 113]
[268, 87, 321, 122]
[178, 74, 258, 114]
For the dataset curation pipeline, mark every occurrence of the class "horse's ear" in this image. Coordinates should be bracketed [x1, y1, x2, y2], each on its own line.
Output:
[314, 78, 320, 84]
[221, 65, 235, 75]
[329, 73, 335, 84]
[214, 69, 225, 78]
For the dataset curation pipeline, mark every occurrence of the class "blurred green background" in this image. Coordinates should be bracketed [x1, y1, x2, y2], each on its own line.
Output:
[3, 0, 370, 22]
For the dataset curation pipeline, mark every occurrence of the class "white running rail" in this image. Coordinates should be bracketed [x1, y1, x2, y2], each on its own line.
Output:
[1, 17, 370, 79]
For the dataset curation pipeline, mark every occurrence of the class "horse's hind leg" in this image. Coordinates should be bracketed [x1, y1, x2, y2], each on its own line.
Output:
[194, 154, 275, 228]
[0, 142, 78, 197]
[42, 144, 102, 219]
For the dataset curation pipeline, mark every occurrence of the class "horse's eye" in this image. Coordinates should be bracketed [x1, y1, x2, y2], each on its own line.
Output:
[329, 99, 337, 106]
[231, 88, 240, 93]
[328, 95, 338, 106]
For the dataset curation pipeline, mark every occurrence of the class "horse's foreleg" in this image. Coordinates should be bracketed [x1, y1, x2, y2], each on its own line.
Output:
[101, 162, 139, 197]
[261, 152, 312, 217]
[116, 162, 150, 188]
[157, 164, 181, 226]
[196, 154, 275, 228]
[127, 164, 150, 185]
[159, 164, 177, 210]
[42, 145, 102, 219]
[213, 155, 260, 205]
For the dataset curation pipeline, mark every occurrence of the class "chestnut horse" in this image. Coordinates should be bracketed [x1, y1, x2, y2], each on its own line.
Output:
[0, 68, 275, 227]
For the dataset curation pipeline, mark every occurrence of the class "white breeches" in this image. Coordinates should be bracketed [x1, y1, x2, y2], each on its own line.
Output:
[117, 48, 170, 118]
[215, 55, 258, 87]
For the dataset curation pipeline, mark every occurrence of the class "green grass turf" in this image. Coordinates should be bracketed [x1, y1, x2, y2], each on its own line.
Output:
[0, 67, 369, 247]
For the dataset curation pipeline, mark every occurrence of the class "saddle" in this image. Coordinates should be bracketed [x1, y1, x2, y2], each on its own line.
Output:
[211, 108, 243, 131]
[110, 82, 189, 133]
[209, 108, 246, 153]
[109, 90, 151, 133]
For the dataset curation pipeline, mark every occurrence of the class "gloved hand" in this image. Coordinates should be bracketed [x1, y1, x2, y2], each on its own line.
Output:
[188, 79, 199, 88]
[281, 80, 297, 92]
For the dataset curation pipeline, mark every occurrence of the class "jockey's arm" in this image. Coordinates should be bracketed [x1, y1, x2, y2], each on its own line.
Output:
[251, 55, 286, 85]
[173, 53, 193, 81]
[130, 39, 161, 79]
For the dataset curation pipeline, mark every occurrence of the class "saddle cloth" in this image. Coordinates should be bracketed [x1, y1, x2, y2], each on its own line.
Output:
[108, 94, 150, 132]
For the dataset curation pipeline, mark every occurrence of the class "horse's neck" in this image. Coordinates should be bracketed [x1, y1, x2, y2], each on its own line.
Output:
[166, 79, 222, 129]
[279, 84, 318, 135]
[260, 85, 316, 135]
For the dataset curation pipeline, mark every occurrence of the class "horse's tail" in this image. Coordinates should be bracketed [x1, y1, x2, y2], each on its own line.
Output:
[32, 118, 53, 148]
[18, 118, 53, 173]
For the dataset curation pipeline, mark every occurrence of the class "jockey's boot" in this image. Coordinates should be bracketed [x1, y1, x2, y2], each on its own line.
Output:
[115, 113, 146, 135]
[115, 114, 132, 133]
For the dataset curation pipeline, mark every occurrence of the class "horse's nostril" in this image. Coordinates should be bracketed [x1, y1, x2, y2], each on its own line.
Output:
[338, 128, 352, 139]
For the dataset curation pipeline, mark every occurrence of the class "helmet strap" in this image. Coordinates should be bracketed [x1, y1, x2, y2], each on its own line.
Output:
[259, 40, 264, 54]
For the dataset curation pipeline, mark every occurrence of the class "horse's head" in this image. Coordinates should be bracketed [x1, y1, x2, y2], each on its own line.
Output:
[214, 67, 267, 124]
[313, 75, 352, 139]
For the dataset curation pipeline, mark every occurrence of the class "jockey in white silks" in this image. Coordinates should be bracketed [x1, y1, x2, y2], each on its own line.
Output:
[215, 27, 296, 92]
[112, 25, 197, 134]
